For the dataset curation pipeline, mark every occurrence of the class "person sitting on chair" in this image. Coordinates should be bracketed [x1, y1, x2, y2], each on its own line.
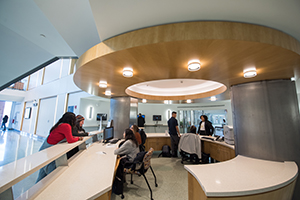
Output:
[179, 125, 202, 163]
[130, 124, 142, 145]
[114, 128, 139, 162]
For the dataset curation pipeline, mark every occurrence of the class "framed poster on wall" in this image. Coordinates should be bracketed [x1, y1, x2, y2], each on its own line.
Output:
[24, 107, 32, 119]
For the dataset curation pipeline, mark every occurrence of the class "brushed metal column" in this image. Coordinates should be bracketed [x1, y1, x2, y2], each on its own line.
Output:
[231, 80, 300, 200]
[110, 97, 138, 139]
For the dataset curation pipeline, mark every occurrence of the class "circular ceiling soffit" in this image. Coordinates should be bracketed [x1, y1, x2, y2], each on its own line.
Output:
[74, 21, 300, 102]
[125, 79, 227, 100]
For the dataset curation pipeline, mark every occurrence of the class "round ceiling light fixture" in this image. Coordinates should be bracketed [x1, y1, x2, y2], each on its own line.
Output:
[210, 96, 217, 101]
[99, 81, 107, 88]
[142, 99, 147, 103]
[123, 67, 133, 77]
[243, 68, 257, 78]
[187, 99, 192, 103]
[188, 59, 201, 72]
[105, 90, 111, 96]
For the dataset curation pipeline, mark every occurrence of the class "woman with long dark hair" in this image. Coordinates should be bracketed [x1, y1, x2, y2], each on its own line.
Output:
[114, 128, 139, 162]
[36, 112, 83, 182]
[130, 124, 142, 145]
[197, 115, 214, 136]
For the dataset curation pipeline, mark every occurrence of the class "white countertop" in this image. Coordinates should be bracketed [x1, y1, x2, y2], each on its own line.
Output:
[184, 155, 298, 197]
[200, 135, 235, 150]
[0, 137, 91, 194]
[146, 133, 170, 138]
[34, 141, 119, 200]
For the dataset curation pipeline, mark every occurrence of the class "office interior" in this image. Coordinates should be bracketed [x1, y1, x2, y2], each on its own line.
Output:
[0, 1, 300, 200]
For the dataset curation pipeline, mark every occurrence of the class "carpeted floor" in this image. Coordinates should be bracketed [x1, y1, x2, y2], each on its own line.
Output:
[111, 152, 189, 200]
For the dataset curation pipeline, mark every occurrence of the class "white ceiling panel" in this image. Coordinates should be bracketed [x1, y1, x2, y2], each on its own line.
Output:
[0, 24, 54, 88]
[34, 0, 101, 56]
[89, 0, 300, 42]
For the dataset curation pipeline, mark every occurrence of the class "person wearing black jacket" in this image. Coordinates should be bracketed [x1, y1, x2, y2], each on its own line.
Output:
[72, 115, 89, 136]
[67, 115, 89, 159]
[1, 115, 8, 131]
[137, 113, 145, 127]
[197, 115, 214, 136]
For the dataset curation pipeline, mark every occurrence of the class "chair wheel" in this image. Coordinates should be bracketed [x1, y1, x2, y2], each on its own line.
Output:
[121, 194, 124, 199]
[155, 183, 158, 187]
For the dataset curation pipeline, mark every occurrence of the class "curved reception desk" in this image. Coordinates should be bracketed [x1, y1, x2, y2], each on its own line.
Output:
[185, 155, 298, 200]
[145, 134, 235, 162]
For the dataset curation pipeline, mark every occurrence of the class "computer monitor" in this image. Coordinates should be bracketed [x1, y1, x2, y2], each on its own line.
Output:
[153, 115, 161, 121]
[97, 113, 107, 121]
[104, 127, 114, 141]
[137, 114, 145, 118]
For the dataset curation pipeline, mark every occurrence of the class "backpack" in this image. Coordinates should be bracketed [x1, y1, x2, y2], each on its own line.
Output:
[158, 145, 172, 157]
[139, 129, 147, 145]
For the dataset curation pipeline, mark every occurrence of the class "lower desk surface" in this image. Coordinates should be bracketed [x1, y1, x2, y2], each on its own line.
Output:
[34, 142, 118, 200]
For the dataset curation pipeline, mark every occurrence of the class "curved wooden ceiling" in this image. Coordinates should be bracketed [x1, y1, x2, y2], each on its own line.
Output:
[74, 21, 300, 101]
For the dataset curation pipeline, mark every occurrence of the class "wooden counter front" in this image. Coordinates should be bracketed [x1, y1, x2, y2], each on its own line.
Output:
[145, 134, 171, 151]
[201, 139, 235, 162]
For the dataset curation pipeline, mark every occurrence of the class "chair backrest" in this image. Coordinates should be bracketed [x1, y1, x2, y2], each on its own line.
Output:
[143, 148, 154, 170]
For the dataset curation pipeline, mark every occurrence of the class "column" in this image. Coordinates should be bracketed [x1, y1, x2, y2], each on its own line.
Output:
[231, 79, 300, 200]
[110, 97, 137, 139]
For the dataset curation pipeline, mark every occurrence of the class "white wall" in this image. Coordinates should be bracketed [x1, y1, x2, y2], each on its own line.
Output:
[138, 103, 177, 125]
[79, 98, 110, 127]
[36, 96, 57, 137]
[68, 91, 92, 115]
[138, 100, 233, 126]
[10, 101, 24, 130]
[28, 68, 43, 90]
[43, 60, 61, 85]
[22, 101, 38, 134]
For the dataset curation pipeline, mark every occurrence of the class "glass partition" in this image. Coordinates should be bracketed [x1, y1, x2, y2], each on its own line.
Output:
[178, 109, 228, 135]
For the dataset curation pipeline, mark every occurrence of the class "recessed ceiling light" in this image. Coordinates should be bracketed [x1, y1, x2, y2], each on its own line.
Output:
[210, 96, 216, 101]
[105, 90, 111, 96]
[99, 81, 107, 88]
[142, 99, 147, 103]
[187, 99, 192, 103]
[188, 59, 201, 72]
[243, 68, 257, 78]
[123, 67, 133, 77]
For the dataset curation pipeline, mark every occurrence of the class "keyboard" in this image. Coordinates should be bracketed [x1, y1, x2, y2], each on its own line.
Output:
[201, 137, 215, 141]
[109, 139, 120, 144]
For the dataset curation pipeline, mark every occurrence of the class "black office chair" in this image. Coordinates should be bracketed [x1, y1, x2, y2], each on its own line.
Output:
[123, 148, 158, 200]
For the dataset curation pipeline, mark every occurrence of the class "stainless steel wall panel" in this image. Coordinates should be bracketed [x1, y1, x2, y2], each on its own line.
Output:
[231, 80, 300, 200]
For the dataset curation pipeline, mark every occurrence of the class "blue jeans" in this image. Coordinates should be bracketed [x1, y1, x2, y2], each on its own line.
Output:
[1, 122, 6, 131]
[36, 138, 56, 183]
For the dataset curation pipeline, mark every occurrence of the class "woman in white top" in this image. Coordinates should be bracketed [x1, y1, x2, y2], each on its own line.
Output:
[114, 128, 139, 162]
[197, 115, 214, 136]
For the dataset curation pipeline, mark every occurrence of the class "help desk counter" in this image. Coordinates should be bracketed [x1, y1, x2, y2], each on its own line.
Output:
[145, 131, 298, 200]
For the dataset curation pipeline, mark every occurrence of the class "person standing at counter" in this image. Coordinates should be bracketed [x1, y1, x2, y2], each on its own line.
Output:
[36, 112, 83, 183]
[67, 115, 90, 159]
[168, 111, 181, 157]
[137, 113, 145, 127]
[197, 115, 214, 136]
[72, 115, 89, 136]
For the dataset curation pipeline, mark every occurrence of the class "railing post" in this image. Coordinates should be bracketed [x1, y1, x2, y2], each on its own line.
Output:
[78, 141, 87, 151]
[55, 154, 68, 167]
